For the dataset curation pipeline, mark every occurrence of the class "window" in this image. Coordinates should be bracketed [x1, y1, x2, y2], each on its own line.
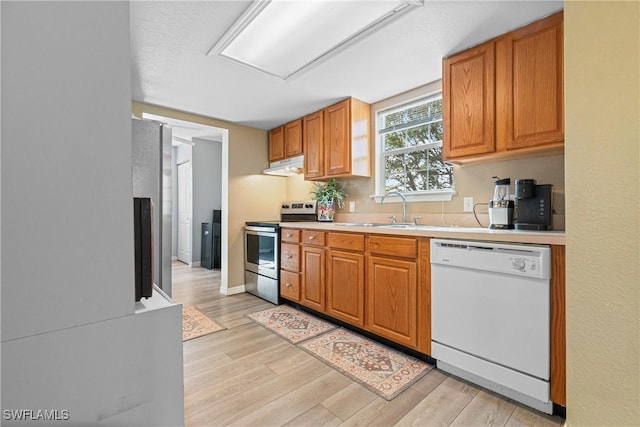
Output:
[376, 93, 455, 201]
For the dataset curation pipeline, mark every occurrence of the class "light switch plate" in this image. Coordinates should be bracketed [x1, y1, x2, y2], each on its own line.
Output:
[349, 201, 356, 212]
[464, 197, 474, 212]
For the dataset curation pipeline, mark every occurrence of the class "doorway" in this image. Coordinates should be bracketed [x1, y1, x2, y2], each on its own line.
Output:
[141, 112, 229, 288]
[177, 161, 192, 264]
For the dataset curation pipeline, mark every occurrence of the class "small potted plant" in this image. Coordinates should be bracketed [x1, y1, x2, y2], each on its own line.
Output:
[310, 179, 347, 222]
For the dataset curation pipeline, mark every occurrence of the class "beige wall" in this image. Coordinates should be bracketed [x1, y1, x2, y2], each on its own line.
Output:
[132, 102, 287, 290]
[565, 2, 640, 425]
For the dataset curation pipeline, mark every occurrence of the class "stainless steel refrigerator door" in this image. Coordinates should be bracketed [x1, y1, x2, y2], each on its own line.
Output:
[132, 119, 172, 296]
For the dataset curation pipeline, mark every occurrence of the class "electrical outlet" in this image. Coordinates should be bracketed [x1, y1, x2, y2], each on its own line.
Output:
[349, 201, 356, 212]
[463, 197, 474, 212]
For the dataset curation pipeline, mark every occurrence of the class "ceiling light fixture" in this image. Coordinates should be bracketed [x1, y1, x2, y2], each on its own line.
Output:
[207, 0, 423, 80]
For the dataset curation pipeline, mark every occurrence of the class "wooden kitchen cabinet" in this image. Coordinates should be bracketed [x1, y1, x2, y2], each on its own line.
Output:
[325, 232, 366, 328]
[268, 126, 284, 162]
[268, 119, 303, 162]
[365, 255, 417, 348]
[301, 245, 325, 312]
[443, 11, 564, 163]
[550, 245, 566, 406]
[284, 119, 303, 158]
[496, 11, 564, 152]
[279, 228, 430, 354]
[326, 249, 364, 327]
[280, 270, 300, 302]
[303, 110, 324, 179]
[443, 41, 495, 159]
[304, 97, 371, 180]
[280, 243, 300, 272]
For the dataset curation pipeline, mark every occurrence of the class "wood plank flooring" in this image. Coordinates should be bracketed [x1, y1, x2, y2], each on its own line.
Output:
[173, 262, 565, 427]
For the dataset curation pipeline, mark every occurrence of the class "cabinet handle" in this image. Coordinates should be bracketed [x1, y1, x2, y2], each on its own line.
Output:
[286, 233, 292, 238]
[286, 255, 292, 259]
[309, 235, 315, 240]
[285, 283, 291, 288]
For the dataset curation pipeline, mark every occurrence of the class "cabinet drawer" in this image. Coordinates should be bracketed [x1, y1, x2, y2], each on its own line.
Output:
[281, 243, 300, 272]
[368, 236, 417, 258]
[281, 228, 300, 243]
[280, 270, 300, 301]
[301, 230, 325, 246]
[327, 232, 365, 252]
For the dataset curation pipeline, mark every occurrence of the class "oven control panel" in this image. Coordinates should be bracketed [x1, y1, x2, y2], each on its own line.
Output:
[281, 200, 317, 215]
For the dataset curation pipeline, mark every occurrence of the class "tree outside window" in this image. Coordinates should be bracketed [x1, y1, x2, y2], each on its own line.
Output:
[378, 94, 454, 196]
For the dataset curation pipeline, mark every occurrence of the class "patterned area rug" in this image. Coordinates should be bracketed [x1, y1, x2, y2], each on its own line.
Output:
[182, 306, 226, 341]
[299, 328, 432, 400]
[246, 305, 337, 344]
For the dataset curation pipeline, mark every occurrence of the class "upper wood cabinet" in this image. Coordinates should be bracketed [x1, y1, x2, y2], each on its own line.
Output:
[303, 110, 324, 179]
[305, 97, 371, 180]
[496, 12, 564, 151]
[268, 126, 284, 162]
[443, 11, 564, 163]
[284, 119, 303, 158]
[443, 42, 495, 158]
[268, 118, 303, 162]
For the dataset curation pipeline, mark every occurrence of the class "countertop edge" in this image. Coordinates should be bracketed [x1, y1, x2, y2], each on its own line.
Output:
[279, 222, 566, 246]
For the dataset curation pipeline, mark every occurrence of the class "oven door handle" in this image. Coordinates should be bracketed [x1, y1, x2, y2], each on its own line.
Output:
[245, 228, 278, 237]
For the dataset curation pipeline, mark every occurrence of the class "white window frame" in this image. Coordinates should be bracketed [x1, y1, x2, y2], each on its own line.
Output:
[372, 88, 456, 204]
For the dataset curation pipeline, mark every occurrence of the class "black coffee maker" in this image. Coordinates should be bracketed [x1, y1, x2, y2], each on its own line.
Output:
[514, 179, 553, 230]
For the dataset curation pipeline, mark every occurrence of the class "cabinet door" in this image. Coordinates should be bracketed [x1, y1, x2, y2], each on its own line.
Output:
[326, 250, 364, 327]
[324, 99, 351, 176]
[303, 110, 324, 179]
[269, 126, 284, 162]
[284, 119, 303, 158]
[301, 246, 325, 312]
[365, 256, 417, 347]
[443, 42, 495, 159]
[498, 11, 563, 150]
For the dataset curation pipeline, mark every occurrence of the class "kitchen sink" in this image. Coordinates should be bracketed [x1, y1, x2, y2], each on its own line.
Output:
[333, 222, 387, 227]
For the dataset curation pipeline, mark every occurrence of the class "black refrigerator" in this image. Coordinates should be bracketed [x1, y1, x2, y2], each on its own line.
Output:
[201, 210, 221, 269]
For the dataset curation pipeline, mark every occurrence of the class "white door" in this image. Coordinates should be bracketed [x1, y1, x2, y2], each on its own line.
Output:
[177, 161, 192, 264]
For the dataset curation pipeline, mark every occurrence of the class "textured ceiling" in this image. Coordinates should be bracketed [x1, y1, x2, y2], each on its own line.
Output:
[130, 1, 563, 131]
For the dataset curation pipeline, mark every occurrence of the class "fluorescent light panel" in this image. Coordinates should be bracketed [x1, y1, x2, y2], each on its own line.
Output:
[209, 0, 422, 80]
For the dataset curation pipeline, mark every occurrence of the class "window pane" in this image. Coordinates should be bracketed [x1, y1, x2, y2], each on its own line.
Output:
[385, 153, 405, 176]
[406, 170, 429, 192]
[431, 168, 455, 189]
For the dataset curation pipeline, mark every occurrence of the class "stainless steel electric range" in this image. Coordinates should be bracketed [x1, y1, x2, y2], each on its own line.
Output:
[244, 201, 316, 304]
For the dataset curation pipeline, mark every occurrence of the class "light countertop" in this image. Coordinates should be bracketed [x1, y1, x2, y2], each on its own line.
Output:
[280, 222, 566, 246]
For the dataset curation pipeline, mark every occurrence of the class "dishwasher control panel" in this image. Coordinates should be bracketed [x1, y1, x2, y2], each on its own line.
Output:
[430, 239, 550, 279]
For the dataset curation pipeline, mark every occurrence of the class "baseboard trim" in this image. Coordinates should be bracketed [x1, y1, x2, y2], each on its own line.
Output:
[220, 285, 245, 296]
[191, 261, 201, 268]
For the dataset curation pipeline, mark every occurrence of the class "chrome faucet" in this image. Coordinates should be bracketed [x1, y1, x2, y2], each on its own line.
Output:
[381, 191, 407, 224]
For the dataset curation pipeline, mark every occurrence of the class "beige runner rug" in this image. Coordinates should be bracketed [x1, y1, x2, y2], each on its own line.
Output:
[246, 305, 337, 344]
[299, 328, 432, 400]
[182, 306, 226, 341]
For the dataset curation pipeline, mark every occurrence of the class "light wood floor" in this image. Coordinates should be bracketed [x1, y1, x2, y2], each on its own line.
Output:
[172, 261, 565, 427]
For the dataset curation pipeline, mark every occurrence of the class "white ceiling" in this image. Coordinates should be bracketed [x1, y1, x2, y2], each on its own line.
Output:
[130, 1, 563, 132]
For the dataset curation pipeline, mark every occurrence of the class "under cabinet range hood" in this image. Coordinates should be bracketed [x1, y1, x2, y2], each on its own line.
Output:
[263, 155, 304, 176]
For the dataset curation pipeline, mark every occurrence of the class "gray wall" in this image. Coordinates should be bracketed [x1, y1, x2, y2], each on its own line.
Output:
[192, 137, 222, 263]
[2, 0, 134, 340]
[1, 3, 183, 423]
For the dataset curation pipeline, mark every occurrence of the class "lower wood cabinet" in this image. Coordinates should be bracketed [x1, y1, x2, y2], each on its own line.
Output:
[365, 255, 418, 348]
[280, 270, 300, 302]
[326, 249, 364, 327]
[301, 246, 325, 312]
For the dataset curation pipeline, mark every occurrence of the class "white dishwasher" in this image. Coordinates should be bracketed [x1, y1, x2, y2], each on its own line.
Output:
[430, 239, 552, 414]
